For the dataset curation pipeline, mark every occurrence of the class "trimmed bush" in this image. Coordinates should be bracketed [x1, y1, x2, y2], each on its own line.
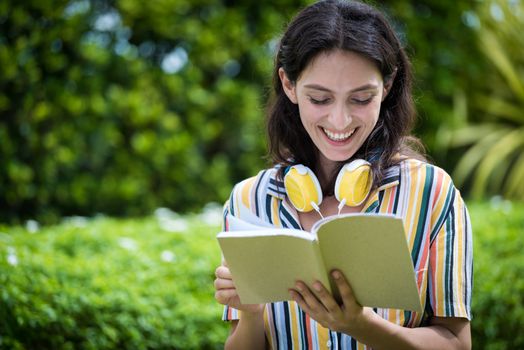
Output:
[0, 207, 228, 349]
[469, 199, 524, 349]
[0, 201, 522, 349]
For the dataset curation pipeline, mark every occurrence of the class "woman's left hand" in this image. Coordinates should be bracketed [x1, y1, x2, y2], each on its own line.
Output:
[289, 270, 372, 335]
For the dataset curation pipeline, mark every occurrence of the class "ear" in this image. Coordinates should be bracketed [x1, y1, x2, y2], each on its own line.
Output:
[382, 67, 398, 101]
[278, 67, 298, 104]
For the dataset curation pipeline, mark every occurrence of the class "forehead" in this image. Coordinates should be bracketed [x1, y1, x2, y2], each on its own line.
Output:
[297, 49, 383, 88]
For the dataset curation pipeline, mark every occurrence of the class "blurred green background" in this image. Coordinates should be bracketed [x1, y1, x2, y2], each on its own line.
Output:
[1, 0, 523, 224]
[1, 0, 523, 349]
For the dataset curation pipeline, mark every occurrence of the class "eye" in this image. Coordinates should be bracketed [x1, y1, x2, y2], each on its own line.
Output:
[308, 96, 331, 105]
[351, 97, 373, 105]
[351, 94, 376, 105]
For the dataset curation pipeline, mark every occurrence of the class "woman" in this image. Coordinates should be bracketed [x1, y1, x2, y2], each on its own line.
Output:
[214, 1, 473, 349]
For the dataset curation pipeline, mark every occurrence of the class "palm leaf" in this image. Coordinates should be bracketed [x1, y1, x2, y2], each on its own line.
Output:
[447, 124, 506, 148]
[472, 94, 524, 123]
[446, 0, 524, 200]
[472, 128, 524, 198]
[478, 27, 524, 102]
[505, 151, 524, 198]
[452, 128, 510, 189]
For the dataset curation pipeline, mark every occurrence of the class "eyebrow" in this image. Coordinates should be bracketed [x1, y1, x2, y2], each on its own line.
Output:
[303, 83, 379, 93]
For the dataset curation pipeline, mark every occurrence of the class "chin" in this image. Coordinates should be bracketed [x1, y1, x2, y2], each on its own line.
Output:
[322, 151, 356, 163]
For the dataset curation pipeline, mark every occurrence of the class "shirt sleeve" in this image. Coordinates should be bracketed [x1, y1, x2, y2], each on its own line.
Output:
[427, 187, 473, 320]
[221, 189, 240, 322]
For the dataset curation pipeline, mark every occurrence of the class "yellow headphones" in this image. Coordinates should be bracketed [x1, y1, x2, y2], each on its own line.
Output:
[283, 159, 373, 215]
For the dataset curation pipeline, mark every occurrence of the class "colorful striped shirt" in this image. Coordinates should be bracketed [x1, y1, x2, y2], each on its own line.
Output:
[221, 159, 473, 349]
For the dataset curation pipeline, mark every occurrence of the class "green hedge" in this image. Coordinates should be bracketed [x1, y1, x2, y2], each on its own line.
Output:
[469, 199, 524, 349]
[1, 201, 522, 349]
[0, 206, 228, 349]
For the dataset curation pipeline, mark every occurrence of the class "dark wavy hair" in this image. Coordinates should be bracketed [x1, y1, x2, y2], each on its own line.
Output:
[267, 0, 426, 194]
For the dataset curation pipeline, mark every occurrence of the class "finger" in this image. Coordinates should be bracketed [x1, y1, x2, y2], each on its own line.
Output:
[289, 289, 311, 313]
[214, 277, 235, 290]
[331, 270, 360, 307]
[294, 281, 326, 314]
[215, 265, 233, 279]
[215, 288, 239, 305]
[310, 280, 341, 314]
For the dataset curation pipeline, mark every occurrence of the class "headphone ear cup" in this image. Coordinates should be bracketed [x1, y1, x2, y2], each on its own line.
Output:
[334, 159, 373, 207]
[284, 165, 323, 212]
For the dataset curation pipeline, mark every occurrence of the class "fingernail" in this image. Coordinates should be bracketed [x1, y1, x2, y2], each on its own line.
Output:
[313, 282, 322, 291]
[332, 271, 341, 279]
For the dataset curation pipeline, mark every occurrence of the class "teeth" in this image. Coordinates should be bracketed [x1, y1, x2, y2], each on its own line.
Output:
[323, 128, 355, 141]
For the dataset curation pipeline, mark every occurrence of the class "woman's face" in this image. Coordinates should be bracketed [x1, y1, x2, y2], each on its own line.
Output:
[280, 49, 387, 172]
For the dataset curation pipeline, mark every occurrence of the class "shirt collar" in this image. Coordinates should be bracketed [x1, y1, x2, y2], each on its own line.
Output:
[267, 167, 287, 200]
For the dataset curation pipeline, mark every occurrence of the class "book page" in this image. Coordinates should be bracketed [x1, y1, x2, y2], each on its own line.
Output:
[226, 213, 275, 231]
[315, 214, 422, 312]
[217, 230, 330, 304]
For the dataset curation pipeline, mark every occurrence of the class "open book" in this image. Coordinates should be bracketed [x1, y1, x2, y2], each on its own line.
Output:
[217, 213, 422, 312]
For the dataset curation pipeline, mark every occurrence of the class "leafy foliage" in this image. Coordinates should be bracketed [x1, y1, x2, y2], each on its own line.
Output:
[1, 202, 523, 348]
[469, 199, 524, 349]
[0, 0, 287, 223]
[0, 0, 488, 223]
[440, 0, 524, 200]
[382, 0, 484, 150]
[0, 207, 228, 349]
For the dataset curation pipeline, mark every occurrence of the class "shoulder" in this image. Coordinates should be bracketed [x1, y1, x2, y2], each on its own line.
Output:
[225, 167, 283, 218]
[394, 160, 472, 247]
[398, 159, 465, 218]
[399, 158, 456, 192]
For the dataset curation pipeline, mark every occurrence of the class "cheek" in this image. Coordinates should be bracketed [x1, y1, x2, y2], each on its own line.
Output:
[363, 102, 382, 124]
[297, 103, 322, 126]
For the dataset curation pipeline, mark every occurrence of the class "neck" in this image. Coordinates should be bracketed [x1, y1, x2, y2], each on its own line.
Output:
[316, 155, 339, 190]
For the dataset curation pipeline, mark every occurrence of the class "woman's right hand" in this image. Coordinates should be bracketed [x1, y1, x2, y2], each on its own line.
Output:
[214, 261, 265, 314]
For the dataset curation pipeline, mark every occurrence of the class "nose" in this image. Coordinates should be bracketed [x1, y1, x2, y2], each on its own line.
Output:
[328, 102, 352, 130]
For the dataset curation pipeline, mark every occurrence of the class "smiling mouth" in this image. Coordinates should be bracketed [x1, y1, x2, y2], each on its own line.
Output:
[322, 127, 356, 142]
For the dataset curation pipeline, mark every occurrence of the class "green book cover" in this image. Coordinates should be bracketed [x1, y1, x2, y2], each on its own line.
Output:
[217, 213, 422, 313]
